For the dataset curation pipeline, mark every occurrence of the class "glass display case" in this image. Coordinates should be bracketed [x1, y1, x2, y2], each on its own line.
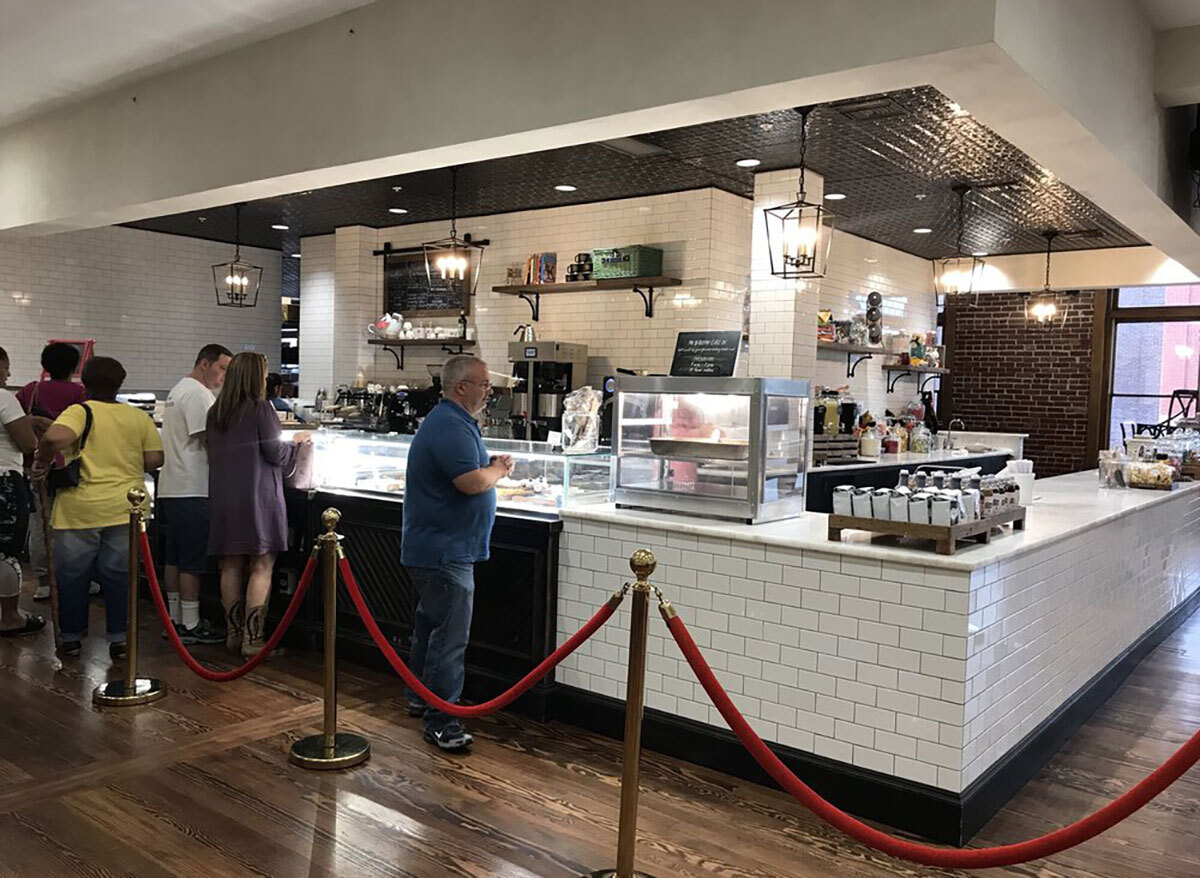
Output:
[613, 376, 811, 523]
[311, 430, 611, 511]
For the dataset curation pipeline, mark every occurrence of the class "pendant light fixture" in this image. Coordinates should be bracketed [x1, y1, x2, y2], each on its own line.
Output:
[1026, 230, 1061, 325]
[212, 203, 262, 309]
[764, 106, 835, 279]
[934, 184, 986, 301]
[423, 166, 486, 294]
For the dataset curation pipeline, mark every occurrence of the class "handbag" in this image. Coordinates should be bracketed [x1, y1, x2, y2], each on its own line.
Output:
[47, 403, 92, 493]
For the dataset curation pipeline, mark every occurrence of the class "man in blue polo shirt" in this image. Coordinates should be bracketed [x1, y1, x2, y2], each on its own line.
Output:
[402, 354, 513, 751]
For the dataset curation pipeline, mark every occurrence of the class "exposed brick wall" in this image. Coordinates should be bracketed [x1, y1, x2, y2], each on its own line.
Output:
[946, 291, 1096, 477]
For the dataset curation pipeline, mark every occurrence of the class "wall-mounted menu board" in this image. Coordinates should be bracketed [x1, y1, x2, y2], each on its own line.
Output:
[382, 249, 470, 317]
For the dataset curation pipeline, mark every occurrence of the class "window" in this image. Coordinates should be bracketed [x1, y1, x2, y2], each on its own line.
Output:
[1107, 313, 1200, 449]
[1118, 286, 1200, 308]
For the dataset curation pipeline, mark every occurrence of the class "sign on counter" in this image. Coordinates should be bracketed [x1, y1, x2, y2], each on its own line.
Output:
[670, 330, 742, 377]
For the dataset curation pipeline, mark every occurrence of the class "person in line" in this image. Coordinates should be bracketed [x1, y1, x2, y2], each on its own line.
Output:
[0, 347, 46, 637]
[16, 342, 87, 601]
[402, 354, 513, 752]
[266, 372, 306, 422]
[33, 357, 163, 658]
[158, 343, 231, 644]
[206, 353, 310, 657]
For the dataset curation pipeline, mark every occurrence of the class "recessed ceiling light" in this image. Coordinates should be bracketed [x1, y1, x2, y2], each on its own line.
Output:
[271, 224, 289, 230]
[388, 208, 408, 214]
[197, 216, 207, 223]
[824, 192, 846, 200]
[972, 251, 988, 257]
[735, 158, 761, 168]
[915, 193, 927, 200]
[290, 253, 301, 258]
[392, 185, 403, 192]
[555, 184, 577, 192]
[913, 227, 933, 234]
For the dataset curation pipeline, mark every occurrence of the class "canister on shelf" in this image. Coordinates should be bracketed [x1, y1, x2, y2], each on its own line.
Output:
[871, 488, 892, 520]
[833, 485, 854, 516]
[851, 487, 874, 517]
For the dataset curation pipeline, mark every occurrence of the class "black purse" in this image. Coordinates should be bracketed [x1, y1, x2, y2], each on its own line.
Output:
[47, 403, 93, 493]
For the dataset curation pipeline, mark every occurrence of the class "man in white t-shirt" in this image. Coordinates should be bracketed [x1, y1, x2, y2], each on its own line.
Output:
[158, 344, 231, 644]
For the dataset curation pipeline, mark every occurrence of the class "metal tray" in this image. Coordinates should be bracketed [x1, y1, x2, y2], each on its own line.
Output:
[649, 437, 750, 461]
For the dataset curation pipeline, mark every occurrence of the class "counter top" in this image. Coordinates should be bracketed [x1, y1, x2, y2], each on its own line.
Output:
[562, 471, 1200, 571]
[809, 447, 1011, 474]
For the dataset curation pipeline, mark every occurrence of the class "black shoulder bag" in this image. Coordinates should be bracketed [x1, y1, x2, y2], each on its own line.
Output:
[47, 403, 93, 493]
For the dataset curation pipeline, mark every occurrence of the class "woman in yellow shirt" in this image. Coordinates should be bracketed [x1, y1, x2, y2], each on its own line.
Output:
[34, 357, 163, 659]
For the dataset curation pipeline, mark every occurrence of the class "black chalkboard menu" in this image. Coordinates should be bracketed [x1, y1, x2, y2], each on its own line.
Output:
[382, 249, 470, 317]
[670, 330, 742, 377]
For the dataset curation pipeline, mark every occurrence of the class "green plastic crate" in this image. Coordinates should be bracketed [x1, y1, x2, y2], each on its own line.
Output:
[591, 245, 663, 279]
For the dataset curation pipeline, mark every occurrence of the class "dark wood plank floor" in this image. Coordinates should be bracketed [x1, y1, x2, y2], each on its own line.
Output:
[2, 579, 1198, 877]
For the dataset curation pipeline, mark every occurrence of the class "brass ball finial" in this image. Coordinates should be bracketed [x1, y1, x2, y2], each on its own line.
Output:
[322, 507, 342, 533]
[629, 548, 656, 581]
[127, 486, 147, 508]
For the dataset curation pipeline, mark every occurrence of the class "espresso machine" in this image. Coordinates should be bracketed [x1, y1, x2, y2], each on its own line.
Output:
[508, 340, 588, 441]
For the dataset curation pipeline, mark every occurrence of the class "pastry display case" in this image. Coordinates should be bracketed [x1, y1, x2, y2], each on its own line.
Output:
[613, 376, 811, 523]
[311, 430, 611, 511]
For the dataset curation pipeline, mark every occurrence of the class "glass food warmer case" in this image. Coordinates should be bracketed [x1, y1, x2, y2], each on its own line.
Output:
[613, 376, 811, 523]
[311, 431, 611, 511]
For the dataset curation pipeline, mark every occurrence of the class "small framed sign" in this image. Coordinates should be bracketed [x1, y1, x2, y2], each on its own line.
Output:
[669, 330, 742, 377]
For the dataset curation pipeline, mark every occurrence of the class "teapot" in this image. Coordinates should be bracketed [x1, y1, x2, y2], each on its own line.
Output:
[514, 323, 537, 343]
[367, 313, 403, 338]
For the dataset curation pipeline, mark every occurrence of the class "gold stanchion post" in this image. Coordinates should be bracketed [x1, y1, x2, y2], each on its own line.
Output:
[588, 549, 658, 878]
[93, 488, 166, 706]
[289, 508, 371, 770]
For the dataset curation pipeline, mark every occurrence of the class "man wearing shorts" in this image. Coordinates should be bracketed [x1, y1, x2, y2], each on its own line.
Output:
[158, 344, 231, 643]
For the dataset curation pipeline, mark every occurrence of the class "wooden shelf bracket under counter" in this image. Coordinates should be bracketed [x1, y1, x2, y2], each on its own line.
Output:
[367, 337, 474, 369]
[492, 276, 682, 321]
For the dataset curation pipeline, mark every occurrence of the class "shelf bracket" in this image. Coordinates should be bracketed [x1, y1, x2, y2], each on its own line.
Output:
[519, 291, 541, 322]
[918, 373, 942, 392]
[886, 370, 908, 393]
[633, 284, 656, 318]
[378, 345, 404, 370]
[847, 353, 872, 378]
[440, 343, 466, 356]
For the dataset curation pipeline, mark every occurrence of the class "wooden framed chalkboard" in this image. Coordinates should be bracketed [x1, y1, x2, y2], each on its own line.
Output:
[670, 330, 742, 376]
[381, 248, 471, 317]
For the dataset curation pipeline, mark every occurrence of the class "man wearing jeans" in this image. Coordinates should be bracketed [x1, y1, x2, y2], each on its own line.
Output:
[401, 355, 513, 751]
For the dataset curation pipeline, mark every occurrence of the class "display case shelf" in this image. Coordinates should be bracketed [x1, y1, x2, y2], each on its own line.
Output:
[492, 276, 682, 321]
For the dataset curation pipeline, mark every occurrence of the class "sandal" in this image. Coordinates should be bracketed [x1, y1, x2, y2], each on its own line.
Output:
[0, 615, 47, 637]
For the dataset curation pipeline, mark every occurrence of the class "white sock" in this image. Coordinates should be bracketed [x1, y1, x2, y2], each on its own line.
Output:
[167, 593, 182, 624]
[181, 600, 201, 630]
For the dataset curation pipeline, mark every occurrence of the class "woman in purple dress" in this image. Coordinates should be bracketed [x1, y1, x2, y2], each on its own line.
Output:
[206, 352, 310, 657]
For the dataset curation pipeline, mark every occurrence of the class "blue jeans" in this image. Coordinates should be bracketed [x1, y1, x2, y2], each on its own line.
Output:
[405, 562, 475, 732]
[55, 525, 128, 643]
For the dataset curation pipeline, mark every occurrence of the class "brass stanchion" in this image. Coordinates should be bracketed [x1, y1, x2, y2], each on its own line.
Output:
[588, 549, 658, 878]
[289, 508, 370, 770]
[93, 488, 166, 706]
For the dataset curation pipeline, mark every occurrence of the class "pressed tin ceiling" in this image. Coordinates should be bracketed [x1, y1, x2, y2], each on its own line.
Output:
[126, 85, 1145, 262]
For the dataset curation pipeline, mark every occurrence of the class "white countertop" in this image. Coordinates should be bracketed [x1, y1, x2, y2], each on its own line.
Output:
[809, 447, 1011, 474]
[562, 472, 1200, 571]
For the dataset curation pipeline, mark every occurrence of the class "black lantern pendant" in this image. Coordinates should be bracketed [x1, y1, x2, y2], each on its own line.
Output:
[934, 184, 986, 300]
[764, 107, 834, 279]
[1026, 230, 1062, 325]
[212, 203, 262, 308]
[423, 167, 486, 294]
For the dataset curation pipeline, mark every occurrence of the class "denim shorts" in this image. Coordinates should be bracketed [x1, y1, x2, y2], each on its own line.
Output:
[159, 496, 212, 574]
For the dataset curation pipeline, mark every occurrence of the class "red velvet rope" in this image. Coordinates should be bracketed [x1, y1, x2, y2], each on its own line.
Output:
[141, 531, 316, 682]
[665, 611, 1200, 869]
[338, 555, 618, 718]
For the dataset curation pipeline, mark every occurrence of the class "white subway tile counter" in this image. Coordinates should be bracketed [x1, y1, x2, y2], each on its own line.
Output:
[555, 472, 1200, 799]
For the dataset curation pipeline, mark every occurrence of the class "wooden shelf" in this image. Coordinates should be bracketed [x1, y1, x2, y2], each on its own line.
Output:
[816, 342, 884, 355]
[367, 337, 474, 369]
[492, 276, 682, 320]
[828, 505, 1026, 556]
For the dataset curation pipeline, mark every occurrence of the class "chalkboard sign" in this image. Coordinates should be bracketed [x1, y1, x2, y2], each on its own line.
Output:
[382, 249, 470, 317]
[670, 330, 742, 377]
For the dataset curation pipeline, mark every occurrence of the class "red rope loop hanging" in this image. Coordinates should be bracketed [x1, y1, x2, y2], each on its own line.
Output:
[141, 531, 316, 682]
[665, 610, 1200, 869]
[338, 555, 620, 718]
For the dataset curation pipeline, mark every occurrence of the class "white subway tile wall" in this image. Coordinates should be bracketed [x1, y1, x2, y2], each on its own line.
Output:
[299, 190, 752, 398]
[558, 490, 1200, 792]
[0, 226, 282, 390]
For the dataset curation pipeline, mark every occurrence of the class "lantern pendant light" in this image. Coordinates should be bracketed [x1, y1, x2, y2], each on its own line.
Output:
[764, 106, 835, 279]
[423, 166, 486, 293]
[1026, 230, 1062, 325]
[934, 184, 986, 301]
[212, 203, 262, 309]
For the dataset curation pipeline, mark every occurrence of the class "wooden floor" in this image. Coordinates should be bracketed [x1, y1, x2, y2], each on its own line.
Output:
[2, 583, 1199, 878]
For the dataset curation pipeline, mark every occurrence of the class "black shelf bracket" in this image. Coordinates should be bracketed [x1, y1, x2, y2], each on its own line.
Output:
[378, 345, 404, 370]
[886, 370, 906, 393]
[885, 370, 944, 393]
[632, 284, 656, 318]
[519, 291, 541, 322]
[440, 343, 467, 356]
[919, 373, 942, 392]
[847, 353, 873, 378]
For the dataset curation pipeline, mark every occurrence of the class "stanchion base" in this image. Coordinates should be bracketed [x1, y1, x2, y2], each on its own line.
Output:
[93, 678, 166, 707]
[289, 733, 371, 770]
[584, 871, 657, 877]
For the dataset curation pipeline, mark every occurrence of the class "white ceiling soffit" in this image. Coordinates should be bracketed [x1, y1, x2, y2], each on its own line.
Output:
[0, 0, 372, 127]
[1141, 0, 1200, 31]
